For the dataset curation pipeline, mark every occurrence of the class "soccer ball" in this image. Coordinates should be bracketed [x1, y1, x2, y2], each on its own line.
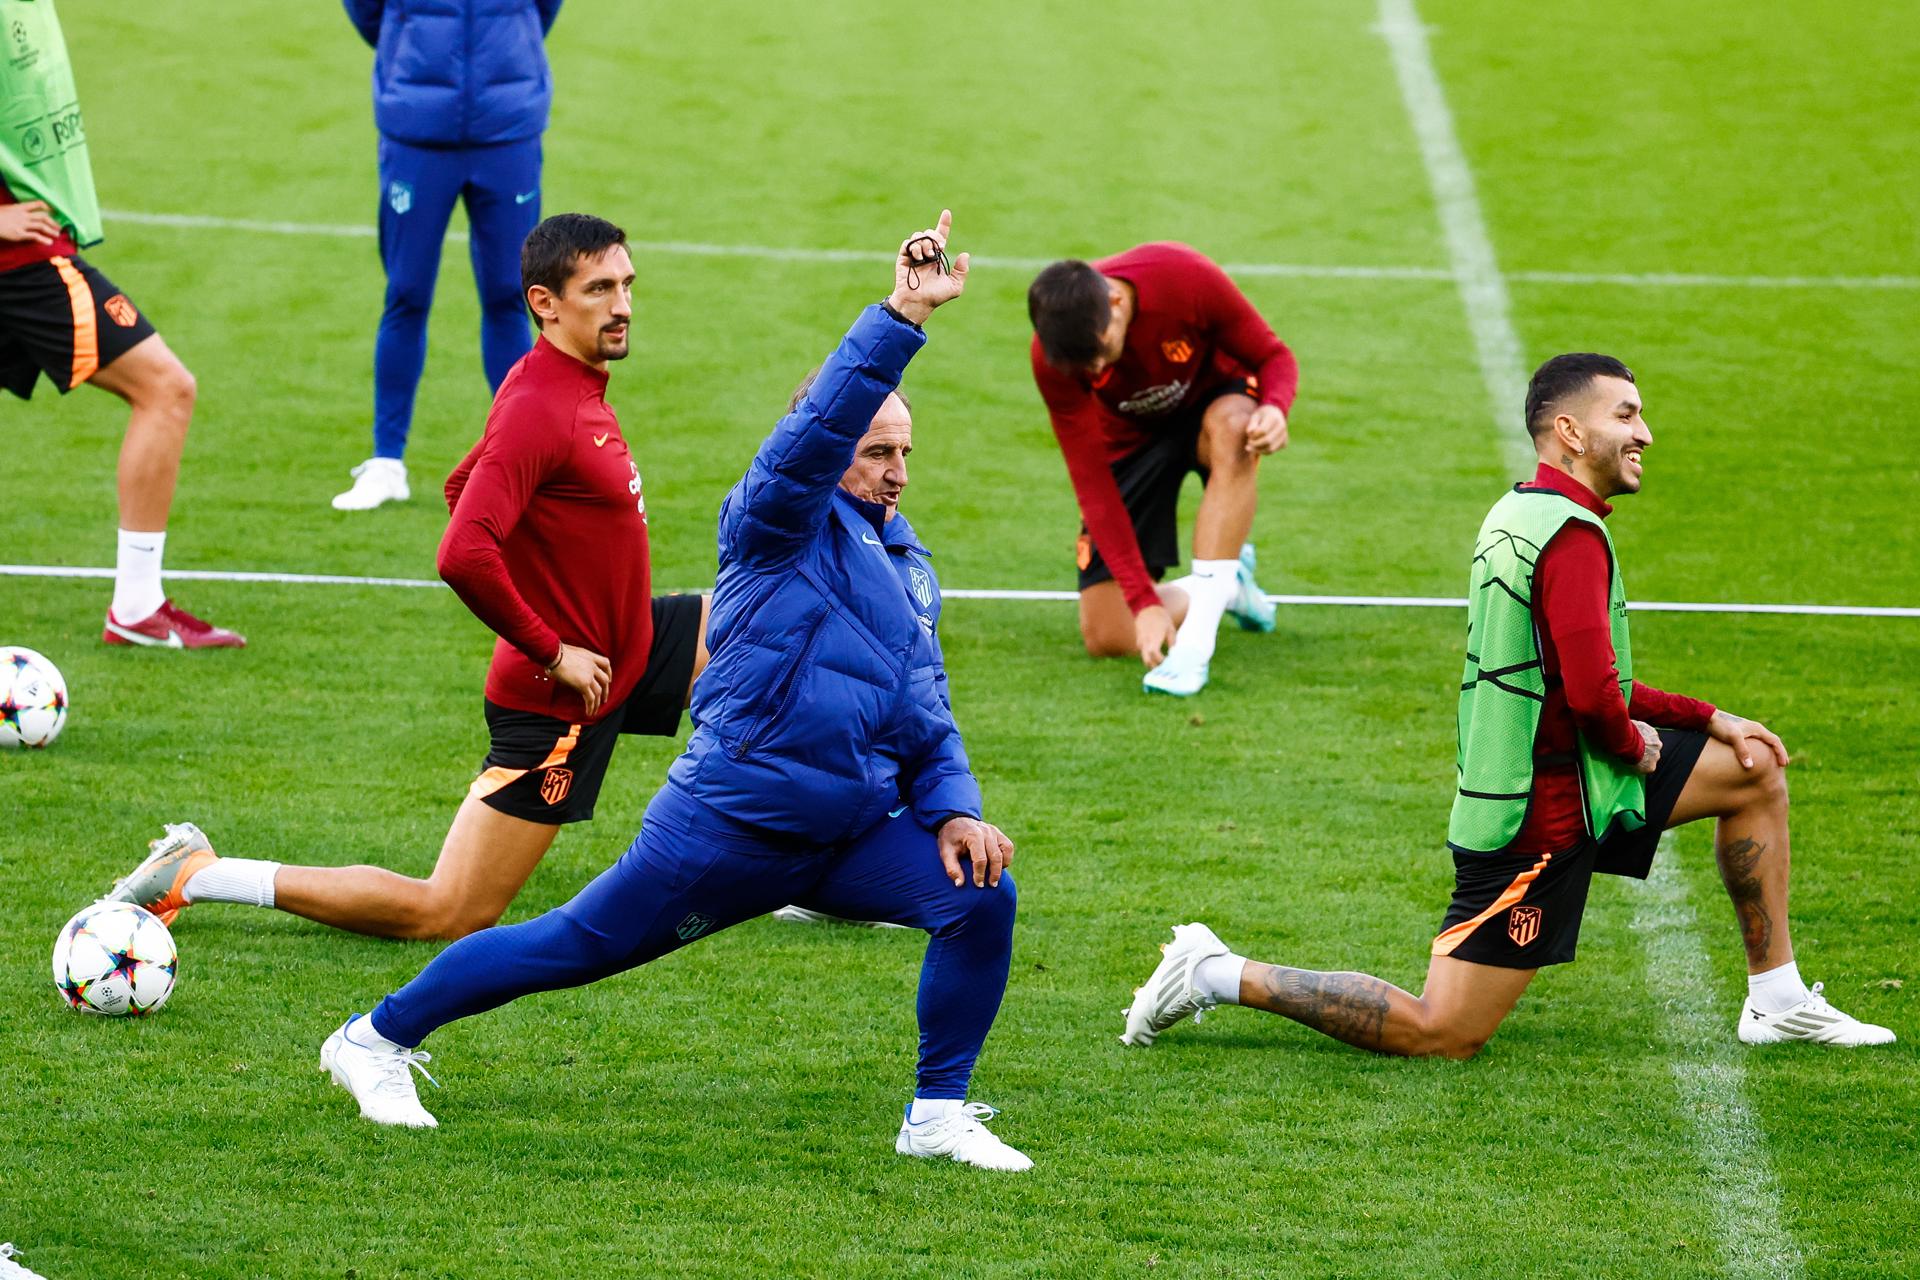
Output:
[52, 901, 178, 1016]
[1, 646, 68, 749]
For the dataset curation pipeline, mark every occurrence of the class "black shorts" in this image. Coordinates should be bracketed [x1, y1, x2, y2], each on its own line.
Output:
[1075, 378, 1259, 590]
[1432, 728, 1709, 968]
[0, 254, 157, 399]
[470, 594, 704, 824]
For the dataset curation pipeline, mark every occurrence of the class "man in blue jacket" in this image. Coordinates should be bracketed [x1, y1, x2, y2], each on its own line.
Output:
[318, 213, 1033, 1172]
[331, 0, 562, 510]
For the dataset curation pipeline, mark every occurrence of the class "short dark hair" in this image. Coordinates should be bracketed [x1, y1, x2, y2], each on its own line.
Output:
[1524, 353, 1635, 438]
[521, 213, 627, 323]
[1027, 260, 1111, 366]
[787, 366, 909, 415]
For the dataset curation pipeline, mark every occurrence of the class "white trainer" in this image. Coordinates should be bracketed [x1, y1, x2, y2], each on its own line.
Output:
[1737, 981, 1896, 1046]
[1121, 922, 1232, 1047]
[1142, 652, 1209, 697]
[320, 1016, 440, 1127]
[770, 905, 908, 929]
[895, 1102, 1033, 1172]
[331, 457, 410, 511]
[0, 1243, 51, 1280]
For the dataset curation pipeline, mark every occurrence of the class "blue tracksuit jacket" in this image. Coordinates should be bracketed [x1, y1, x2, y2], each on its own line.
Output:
[666, 304, 983, 845]
[344, 0, 561, 147]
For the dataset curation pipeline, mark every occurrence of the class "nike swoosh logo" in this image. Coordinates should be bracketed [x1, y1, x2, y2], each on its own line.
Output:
[515, 190, 539, 205]
[861, 534, 883, 546]
[593, 432, 610, 447]
[889, 805, 908, 818]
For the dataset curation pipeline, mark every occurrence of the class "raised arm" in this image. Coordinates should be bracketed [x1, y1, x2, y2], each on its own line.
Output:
[719, 212, 970, 567]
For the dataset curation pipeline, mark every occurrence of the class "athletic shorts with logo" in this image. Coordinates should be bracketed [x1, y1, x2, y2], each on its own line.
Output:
[0, 254, 157, 400]
[1076, 377, 1260, 590]
[471, 594, 703, 824]
[1432, 728, 1709, 968]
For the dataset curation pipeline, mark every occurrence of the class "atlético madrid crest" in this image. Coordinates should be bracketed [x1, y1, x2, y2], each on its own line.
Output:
[908, 566, 934, 609]
[1507, 904, 1542, 948]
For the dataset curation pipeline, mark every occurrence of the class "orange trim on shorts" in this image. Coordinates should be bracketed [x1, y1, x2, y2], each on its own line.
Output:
[1430, 851, 1552, 957]
[468, 722, 581, 800]
[50, 256, 98, 388]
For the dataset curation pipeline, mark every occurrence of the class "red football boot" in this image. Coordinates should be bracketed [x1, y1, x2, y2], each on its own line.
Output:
[103, 599, 246, 649]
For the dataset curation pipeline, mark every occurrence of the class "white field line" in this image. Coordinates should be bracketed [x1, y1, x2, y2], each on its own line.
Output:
[1632, 838, 1808, 1278]
[3, 564, 1914, 618]
[1377, 3, 1803, 1274]
[100, 208, 1920, 293]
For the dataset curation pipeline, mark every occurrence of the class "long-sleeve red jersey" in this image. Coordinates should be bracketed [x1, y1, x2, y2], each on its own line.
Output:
[1511, 464, 1715, 853]
[1031, 242, 1300, 615]
[437, 336, 653, 725]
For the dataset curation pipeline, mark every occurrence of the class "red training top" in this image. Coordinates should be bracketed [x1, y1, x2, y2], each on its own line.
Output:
[1031, 242, 1300, 615]
[0, 180, 77, 274]
[438, 336, 653, 725]
[1512, 464, 1715, 853]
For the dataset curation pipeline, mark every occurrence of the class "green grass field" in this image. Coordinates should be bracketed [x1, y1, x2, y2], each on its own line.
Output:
[4, 1, 1918, 1276]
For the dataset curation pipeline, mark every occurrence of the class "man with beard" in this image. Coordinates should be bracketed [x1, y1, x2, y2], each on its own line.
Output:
[1121, 354, 1894, 1055]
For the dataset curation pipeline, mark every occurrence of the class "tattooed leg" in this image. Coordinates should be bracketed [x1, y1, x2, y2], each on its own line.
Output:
[1667, 738, 1796, 974]
[1237, 955, 1534, 1059]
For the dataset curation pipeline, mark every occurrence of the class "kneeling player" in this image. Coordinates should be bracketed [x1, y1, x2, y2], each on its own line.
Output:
[103, 215, 705, 941]
[1122, 355, 1893, 1055]
[1027, 244, 1301, 696]
[317, 214, 1032, 1172]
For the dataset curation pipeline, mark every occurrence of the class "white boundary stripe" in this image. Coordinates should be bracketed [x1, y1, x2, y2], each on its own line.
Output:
[1379, 4, 1803, 1272]
[1633, 840, 1808, 1278]
[3, 564, 1913, 617]
[100, 207, 1920, 293]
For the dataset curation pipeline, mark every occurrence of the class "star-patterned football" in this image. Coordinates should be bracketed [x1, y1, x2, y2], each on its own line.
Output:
[52, 901, 178, 1016]
[1, 646, 67, 749]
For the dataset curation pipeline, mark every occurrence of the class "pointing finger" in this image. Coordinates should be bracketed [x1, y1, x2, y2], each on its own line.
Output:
[935, 208, 952, 245]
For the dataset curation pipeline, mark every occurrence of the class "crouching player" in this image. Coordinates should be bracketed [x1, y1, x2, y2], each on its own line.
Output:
[319, 212, 1033, 1171]
[1122, 355, 1894, 1056]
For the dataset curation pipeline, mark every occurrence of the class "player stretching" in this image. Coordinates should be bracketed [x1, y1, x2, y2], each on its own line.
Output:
[1027, 244, 1300, 695]
[318, 213, 1033, 1172]
[105, 214, 706, 941]
[0, 0, 241, 648]
[1122, 354, 1894, 1054]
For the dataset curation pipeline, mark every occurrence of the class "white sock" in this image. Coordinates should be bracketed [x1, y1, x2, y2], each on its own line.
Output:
[909, 1097, 962, 1125]
[356, 1014, 406, 1053]
[112, 528, 167, 623]
[182, 858, 280, 908]
[1195, 953, 1248, 1006]
[1166, 559, 1238, 665]
[1747, 960, 1810, 1015]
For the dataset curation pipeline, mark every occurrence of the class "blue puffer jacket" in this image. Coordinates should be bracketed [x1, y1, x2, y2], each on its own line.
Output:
[667, 304, 983, 845]
[344, 0, 561, 147]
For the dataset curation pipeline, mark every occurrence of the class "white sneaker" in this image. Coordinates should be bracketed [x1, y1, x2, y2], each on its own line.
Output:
[895, 1102, 1033, 1172]
[1737, 981, 1896, 1046]
[320, 1016, 440, 1127]
[0, 1243, 51, 1280]
[1121, 922, 1231, 1047]
[330, 457, 410, 511]
[1142, 651, 1209, 697]
[771, 905, 908, 929]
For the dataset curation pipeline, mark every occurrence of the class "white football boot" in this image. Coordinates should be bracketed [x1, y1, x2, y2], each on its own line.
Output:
[1737, 981, 1896, 1046]
[321, 1016, 440, 1127]
[770, 905, 907, 929]
[1141, 649, 1209, 697]
[0, 1243, 51, 1280]
[1121, 922, 1232, 1047]
[895, 1102, 1033, 1172]
[331, 457, 410, 511]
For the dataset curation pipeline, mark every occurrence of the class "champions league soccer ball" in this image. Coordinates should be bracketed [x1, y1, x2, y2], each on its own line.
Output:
[0, 646, 68, 749]
[52, 901, 178, 1016]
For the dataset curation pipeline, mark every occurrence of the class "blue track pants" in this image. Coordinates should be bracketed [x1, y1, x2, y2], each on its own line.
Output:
[372, 786, 1017, 1098]
[372, 135, 541, 459]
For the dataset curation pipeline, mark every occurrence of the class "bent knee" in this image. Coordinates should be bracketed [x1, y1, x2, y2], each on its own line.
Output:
[1081, 628, 1134, 659]
[409, 893, 505, 942]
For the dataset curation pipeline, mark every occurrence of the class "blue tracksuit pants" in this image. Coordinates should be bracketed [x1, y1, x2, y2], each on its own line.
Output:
[372, 135, 541, 459]
[371, 785, 1017, 1099]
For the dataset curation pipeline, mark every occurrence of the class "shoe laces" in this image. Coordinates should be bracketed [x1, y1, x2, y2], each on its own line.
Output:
[1803, 981, 1832, 1012]
[372, 1046, 440, 1095]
